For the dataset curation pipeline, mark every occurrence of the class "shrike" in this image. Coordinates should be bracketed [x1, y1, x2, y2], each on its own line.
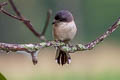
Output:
[52, 10, 77, 65]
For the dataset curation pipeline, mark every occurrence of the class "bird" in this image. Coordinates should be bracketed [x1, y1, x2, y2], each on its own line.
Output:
[52, 10, 77, 65]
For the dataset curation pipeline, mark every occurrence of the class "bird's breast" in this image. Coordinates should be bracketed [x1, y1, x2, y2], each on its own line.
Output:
[53, 21, 77, 41]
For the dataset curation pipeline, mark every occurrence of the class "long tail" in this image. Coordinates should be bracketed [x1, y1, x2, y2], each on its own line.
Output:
[55, 49, 71, 65]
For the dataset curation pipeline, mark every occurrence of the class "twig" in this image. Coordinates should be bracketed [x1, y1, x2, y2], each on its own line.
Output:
[0, 2, 7, 9]
[41, 10, 52, 36]
[8, 0, 22, 18]
[8, 0, 46, 40]
[0, 1, 51, 41]
[40, 10, 52, 41]
[1, 9, 23, 21]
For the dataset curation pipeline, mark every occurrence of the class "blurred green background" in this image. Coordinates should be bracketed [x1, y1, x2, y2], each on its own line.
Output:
[0, 0, 120, 80]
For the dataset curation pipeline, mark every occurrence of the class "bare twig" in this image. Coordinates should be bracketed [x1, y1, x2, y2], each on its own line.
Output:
[8, 0, 44, 40]
[0, 2, 7, 8]
[1, 9, 23, 20]
[41, 10, 52, 36]
[8, 0, 22, 18]
[0, 1, 51, 41]
[40, 10, 52, 41]
[0, 2, 23, 20]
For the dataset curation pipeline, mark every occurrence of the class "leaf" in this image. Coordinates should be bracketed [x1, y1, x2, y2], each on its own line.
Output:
[0, 72, 7, 80]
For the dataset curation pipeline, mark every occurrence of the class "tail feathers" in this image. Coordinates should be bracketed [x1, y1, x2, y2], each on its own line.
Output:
[55, 50, 71, 65]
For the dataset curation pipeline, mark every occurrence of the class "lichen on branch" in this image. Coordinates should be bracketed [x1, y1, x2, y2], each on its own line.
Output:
[0, 17, 120, 64]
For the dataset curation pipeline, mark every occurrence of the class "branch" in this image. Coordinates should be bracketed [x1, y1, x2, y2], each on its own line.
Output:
[1, 9, 23, 21]
[0, 2, 7, 7]
[8, 0, 42, 39]
[85, 17, 120, 50]
[8, 0, 22, 17]
[40, 10, 52, 41]
[0, 17, 120, 65]
[0, 1, 51, 41]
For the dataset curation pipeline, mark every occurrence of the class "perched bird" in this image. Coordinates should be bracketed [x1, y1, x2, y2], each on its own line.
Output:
[52, 10, 77, 65]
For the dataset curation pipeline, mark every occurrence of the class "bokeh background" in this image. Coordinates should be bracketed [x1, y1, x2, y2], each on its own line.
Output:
[0, 0, 120, 80]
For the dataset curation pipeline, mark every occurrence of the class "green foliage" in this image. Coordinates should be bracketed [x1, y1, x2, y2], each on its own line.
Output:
[25, 71, 120, 80]
[0, 73, 7, 80]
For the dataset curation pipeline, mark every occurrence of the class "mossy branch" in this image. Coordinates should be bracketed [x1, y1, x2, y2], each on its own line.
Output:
[0, 17, 120, 64]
